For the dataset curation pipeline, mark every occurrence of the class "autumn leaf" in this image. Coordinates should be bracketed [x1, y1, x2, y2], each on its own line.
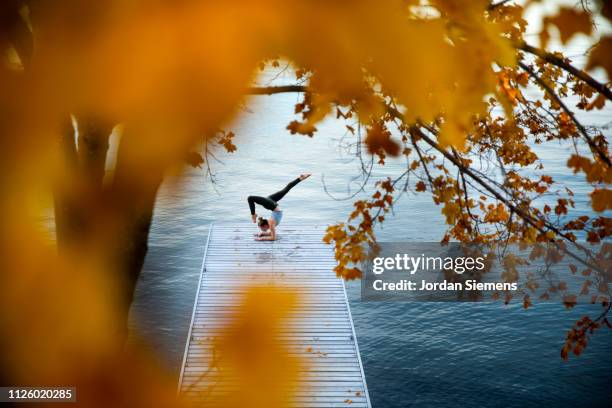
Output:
[586, 93, 606, 111]
[586, 37, 612, 80]
[523, 295, 531, 309]
[219, 131, 238, 153]
[184, 151, 204, 168]
[365, 122, 400, 156]
[540, 7, 593, 48]
[442, 201, 461, 224]
[590, 188, 612, 212]
[211, 286, 304, 408]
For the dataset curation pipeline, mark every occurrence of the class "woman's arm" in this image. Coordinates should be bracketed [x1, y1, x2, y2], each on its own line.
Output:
[255, 222, 276, 241]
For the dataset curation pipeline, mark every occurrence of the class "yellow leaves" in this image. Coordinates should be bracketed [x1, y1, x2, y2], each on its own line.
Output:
[483, 203, 510, 223]
[524, 227, 538, 244]
[438, 120, 469, 151]
[567, 154, 612, 184]
[210, 286, 304, 408]
[365, 18, 452, 125]
[482, 118, 538, 166]
[1, 243, 117, 378]
[3, 0, 528, 220]
[3, 1, 611, 384]
[355, 92, 386, 124]
[218, 131, 238, 153]
[545, 230, 556, 240]
[324, 223, 366, 280]
[432, 179, 457, 205]
[287, 93, 332, 137]
[323, 224, 347, 244]
[496, 69, 526, 120]
[313, 0, 515, 152]
[590, 188, 612, 212]
[557, 111, 577, 137]
[501, 253, 526, 283]
[324, 179, 396, 280]
[426, 1, 516, 150]
[540, 7, 593, 49]
[441, 201, 461, 224]
[497, 70, 524, 107]
[586, 37, 612, 81]
[586, 93, 606, 111]
[487, 2, 527, 41]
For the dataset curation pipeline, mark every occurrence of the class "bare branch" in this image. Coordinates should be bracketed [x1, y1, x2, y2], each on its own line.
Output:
[247, 85, 307, 95]
[487, 0, 513, 11]
[519, 61, 611, 167]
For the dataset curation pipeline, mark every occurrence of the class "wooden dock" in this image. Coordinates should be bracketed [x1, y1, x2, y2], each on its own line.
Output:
[178, 223, 371, 407]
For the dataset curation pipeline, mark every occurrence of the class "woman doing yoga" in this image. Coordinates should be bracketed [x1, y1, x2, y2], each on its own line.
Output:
[248, 174, 311, 241]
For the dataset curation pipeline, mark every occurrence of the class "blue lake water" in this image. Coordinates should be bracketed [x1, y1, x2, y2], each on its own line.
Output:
[128, 66, 611, 407]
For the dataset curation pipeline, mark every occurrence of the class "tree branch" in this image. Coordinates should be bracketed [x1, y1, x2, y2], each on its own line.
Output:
[246, 85, 307, 95]
[487, 0, 513, 11]
[410, 131, 435, 190]
[245, 41, 612, 108]
[76, 116, 113, 190]
[519, 61, 611, 167]
[517, 41, 612, 102]
[408, 125, 603, 274]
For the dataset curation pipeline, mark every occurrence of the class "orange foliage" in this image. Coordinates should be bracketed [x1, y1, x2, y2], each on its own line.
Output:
[0, 2, 611, 405]
[196, 286, 304, 408]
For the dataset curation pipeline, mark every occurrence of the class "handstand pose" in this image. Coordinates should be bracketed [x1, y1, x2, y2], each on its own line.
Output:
[248, 174, 311, 241]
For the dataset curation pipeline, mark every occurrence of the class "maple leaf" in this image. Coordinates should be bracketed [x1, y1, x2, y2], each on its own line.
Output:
[586, 37, 612, 81]
[441, 202, 460, 224]
[543, 7, 593, 46]
[365, 122, 400, 156]
[184, 151, 204, 168]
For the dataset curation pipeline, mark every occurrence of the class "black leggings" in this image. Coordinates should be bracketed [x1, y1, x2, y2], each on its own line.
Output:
[248, 177, 301, 215]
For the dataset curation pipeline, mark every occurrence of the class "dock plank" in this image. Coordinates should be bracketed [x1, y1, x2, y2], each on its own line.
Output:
[177, 223, 370, 407]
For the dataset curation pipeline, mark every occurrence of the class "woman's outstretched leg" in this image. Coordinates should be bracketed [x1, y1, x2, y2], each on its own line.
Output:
[268, 174, 311, 202]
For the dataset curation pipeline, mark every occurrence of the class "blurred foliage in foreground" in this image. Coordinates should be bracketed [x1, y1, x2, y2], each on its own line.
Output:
[0, 0, 611, 406]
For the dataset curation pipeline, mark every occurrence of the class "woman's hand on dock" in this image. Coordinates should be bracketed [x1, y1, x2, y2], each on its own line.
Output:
[254, 236, 274, 241]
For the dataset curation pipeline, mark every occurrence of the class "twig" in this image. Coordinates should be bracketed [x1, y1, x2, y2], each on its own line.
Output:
[517, 41, 612, 102]
[519, 61, 611, 167]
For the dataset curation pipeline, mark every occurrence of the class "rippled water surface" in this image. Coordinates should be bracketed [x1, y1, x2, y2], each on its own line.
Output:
[128, 64, 611, 407]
